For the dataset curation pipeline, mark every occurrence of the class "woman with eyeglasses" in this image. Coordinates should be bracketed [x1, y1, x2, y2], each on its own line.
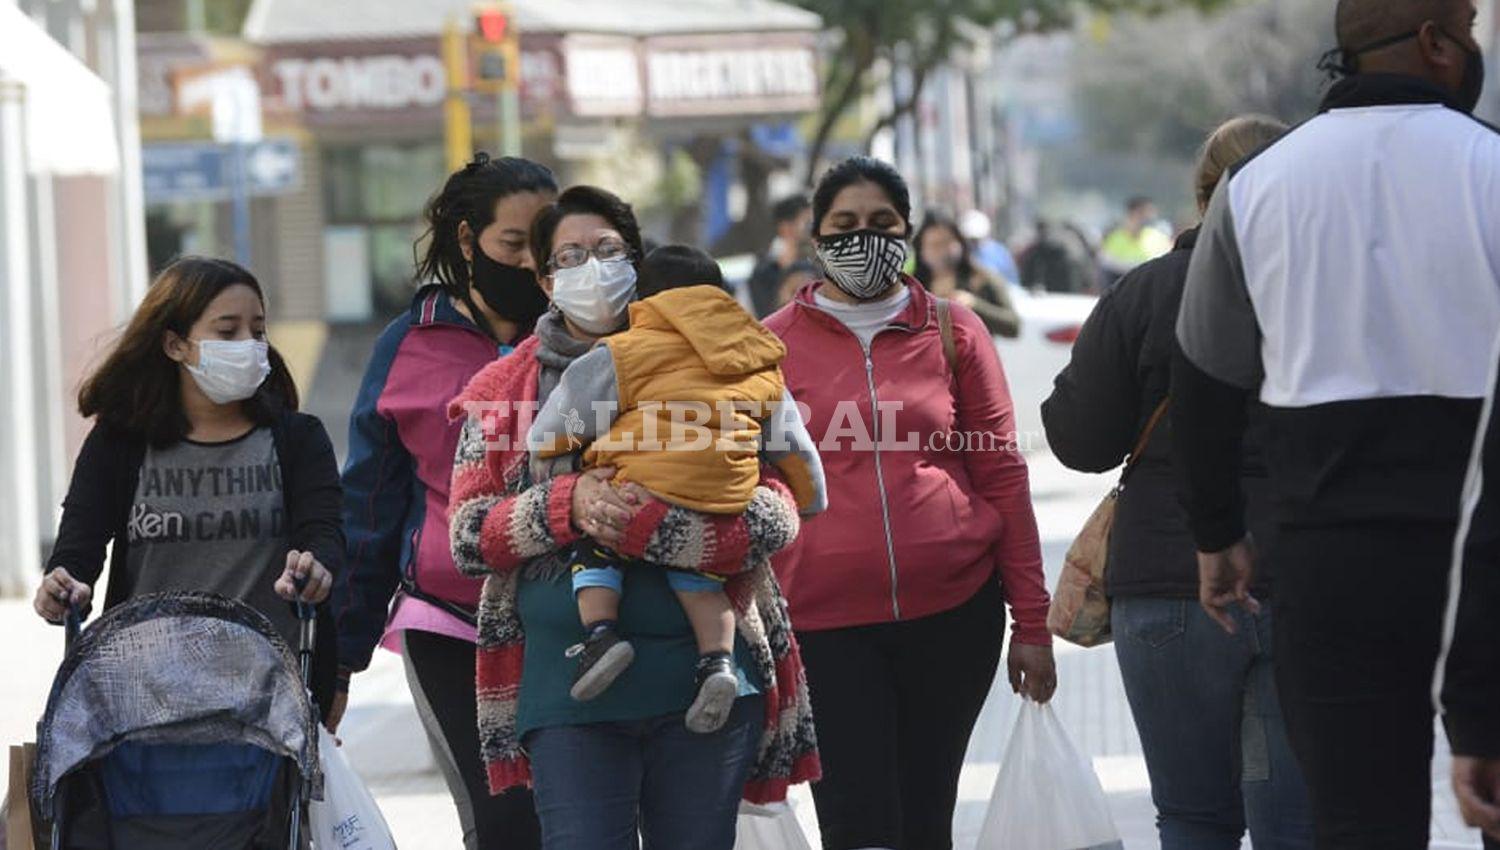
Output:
[448, 185, 818, 850]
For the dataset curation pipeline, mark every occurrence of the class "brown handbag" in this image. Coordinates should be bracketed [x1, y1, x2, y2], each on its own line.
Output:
[1047, 399, 1170, 648]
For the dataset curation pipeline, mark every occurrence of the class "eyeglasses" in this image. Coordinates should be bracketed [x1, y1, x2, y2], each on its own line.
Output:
[550, 238, 631, 270]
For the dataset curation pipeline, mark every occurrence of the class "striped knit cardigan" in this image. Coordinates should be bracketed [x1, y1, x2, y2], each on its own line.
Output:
[447, 335, 820, 803]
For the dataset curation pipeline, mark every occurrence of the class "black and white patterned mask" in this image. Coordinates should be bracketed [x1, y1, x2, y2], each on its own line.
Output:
[814, 229, 909, 300]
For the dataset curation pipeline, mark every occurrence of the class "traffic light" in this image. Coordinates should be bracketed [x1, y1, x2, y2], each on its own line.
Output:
[471, 4, 516, 94]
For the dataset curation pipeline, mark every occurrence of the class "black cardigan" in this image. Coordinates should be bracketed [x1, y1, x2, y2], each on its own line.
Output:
[45, 411, 345, 716]
[1042, 229, 1273, 599]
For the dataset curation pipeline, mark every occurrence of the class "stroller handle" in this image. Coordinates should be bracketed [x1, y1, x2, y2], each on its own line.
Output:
[291, 575, 316, 692]
[291, 574, 315, 623]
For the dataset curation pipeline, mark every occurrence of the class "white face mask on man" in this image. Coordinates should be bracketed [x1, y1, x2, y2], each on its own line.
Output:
[550, 257, 638, 335]
[185, 338, 271, 404]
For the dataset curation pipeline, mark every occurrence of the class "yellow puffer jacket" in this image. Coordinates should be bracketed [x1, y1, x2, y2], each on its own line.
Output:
[585, 285, 787, 514]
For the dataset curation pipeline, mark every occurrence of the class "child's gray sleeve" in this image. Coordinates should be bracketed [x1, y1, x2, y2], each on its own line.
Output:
[759, 387, 827, 515]
[528, 346, 622, 459]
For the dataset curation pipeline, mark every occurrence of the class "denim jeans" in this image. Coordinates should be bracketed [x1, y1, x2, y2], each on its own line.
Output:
[523, 696, 763, 850]
[570, 541, 724, 595]
[1112, 597, 1313, 850]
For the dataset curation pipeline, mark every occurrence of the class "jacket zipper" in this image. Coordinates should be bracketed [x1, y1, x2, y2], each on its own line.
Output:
[801, 292, 928, 622]
[861, 342, 902, 620]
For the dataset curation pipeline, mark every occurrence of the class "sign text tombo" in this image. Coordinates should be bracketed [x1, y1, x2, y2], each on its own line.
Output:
[271, 55, 446, 111]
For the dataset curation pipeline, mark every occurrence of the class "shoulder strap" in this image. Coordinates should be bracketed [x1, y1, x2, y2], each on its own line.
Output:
[1120, 399, 1170, 485]
[935, 298, 957, 376]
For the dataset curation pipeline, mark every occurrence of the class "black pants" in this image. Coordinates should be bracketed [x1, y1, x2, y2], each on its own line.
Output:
[1271, 522, 1454, 850]
[403, 630, 541, 850]
[796, 580, 1005, 850]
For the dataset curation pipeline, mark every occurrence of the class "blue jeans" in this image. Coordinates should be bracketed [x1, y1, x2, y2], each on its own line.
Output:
[571, 541, 723, 596]
[523, 696, 763, 850]
[1112, 597, 1313, 850]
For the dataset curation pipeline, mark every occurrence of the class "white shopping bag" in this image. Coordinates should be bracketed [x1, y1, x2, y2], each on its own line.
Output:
[308, 726, 397, 850]
[734, 800, 813, 850]
[976, 701, 1123, 850]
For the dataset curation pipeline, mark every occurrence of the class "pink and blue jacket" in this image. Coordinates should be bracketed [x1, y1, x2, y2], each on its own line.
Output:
[333, 285, 516, 673]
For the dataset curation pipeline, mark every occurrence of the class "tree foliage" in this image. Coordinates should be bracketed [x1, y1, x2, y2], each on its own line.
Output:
[793, 0, 1237, 184]
[1073, 0, 1330, 161]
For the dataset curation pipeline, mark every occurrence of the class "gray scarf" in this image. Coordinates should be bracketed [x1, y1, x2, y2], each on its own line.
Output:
[534, 309, 596, 401]
[524, 309, 601, 582]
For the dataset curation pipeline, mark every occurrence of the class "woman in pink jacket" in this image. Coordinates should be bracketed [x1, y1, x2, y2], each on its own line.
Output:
[763, 156, 1056, 850]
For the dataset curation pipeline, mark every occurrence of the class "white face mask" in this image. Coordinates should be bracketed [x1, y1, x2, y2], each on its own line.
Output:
[550, 257, 637, 335]
[185, 338, 271, 404]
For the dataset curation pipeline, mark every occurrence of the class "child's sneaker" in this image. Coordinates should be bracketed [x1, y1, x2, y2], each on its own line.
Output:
[567, 626, 635, 701]
[685, 652, 738, 734]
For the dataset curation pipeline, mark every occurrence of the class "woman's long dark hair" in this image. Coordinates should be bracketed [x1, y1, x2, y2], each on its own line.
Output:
[78, 256, 298, 447]
[912, 213, 978, 290]
[415, 152, 558, 339]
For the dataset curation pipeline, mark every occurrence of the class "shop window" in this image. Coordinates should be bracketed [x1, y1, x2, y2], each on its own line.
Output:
[322, 143, 445, 224]
[321, 143, 446, 317]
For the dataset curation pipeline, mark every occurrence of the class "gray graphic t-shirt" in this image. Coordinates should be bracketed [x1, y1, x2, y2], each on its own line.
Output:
[125, 427, 294, 643]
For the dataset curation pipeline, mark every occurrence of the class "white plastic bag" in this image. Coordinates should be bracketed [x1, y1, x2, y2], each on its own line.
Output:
[734, 800, 813, 850]
[976, 701, 1123, 850]
[308, 725, 397, 850]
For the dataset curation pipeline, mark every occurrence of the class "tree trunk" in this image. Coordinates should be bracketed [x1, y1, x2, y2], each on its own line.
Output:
[802, 60, 868, 187]
[710, 134, 777, 256]
[863, 58, 934, 153]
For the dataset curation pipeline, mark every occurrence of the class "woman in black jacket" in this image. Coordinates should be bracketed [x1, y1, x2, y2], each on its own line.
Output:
[34, 256, 344, 716]
[1042, 116, 1314, 850]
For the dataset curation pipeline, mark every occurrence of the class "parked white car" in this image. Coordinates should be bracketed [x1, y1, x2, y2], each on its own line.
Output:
[996, 284, 1098, 454]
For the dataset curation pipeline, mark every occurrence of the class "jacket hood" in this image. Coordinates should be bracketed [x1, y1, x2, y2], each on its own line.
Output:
[627, 285, 786, 376]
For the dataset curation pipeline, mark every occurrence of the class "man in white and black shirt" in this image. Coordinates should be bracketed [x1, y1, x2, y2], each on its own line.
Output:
[1172, 0, 1500, 846]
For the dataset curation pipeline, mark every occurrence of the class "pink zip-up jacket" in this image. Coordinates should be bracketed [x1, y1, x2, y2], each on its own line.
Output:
[763, 278, 1051, 643]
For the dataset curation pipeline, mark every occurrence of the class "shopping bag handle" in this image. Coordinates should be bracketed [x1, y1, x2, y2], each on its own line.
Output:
[63, 602, 82, 654]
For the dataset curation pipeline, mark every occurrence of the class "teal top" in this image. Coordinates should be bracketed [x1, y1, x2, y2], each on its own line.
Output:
[515, 563, 761, 737]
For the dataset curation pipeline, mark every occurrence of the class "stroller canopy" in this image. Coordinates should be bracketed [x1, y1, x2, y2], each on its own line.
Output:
[31, 592, 320, 816]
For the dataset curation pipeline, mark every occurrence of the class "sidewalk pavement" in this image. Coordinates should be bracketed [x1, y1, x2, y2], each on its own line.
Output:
[0, 451, 1487, 848]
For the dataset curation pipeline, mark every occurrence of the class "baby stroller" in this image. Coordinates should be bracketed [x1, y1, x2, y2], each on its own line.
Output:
[29, 591, 322, 850]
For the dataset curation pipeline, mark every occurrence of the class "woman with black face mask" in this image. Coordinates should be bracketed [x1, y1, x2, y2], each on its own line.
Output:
[331, 152, 555, 850]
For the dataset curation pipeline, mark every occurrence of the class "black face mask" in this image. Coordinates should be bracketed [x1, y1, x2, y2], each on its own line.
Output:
[1451, 34, 1487, 114]
[470, 241, 548, 330]
[1318, 27, 1486, 113]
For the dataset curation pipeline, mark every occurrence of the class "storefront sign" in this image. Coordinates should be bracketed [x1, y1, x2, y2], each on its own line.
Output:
[141, 32, 818, 130]
[270, 54, 447, 112]
[563, 43, 643, 117]
[646, 46, 818, 116]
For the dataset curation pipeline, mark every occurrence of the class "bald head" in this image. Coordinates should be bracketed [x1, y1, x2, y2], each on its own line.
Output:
[1337, 0, 1458, 50]
[1333, 0, 1479, 88]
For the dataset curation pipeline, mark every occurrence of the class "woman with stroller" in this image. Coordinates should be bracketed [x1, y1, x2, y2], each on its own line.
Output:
[33, 256, 343, 714]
